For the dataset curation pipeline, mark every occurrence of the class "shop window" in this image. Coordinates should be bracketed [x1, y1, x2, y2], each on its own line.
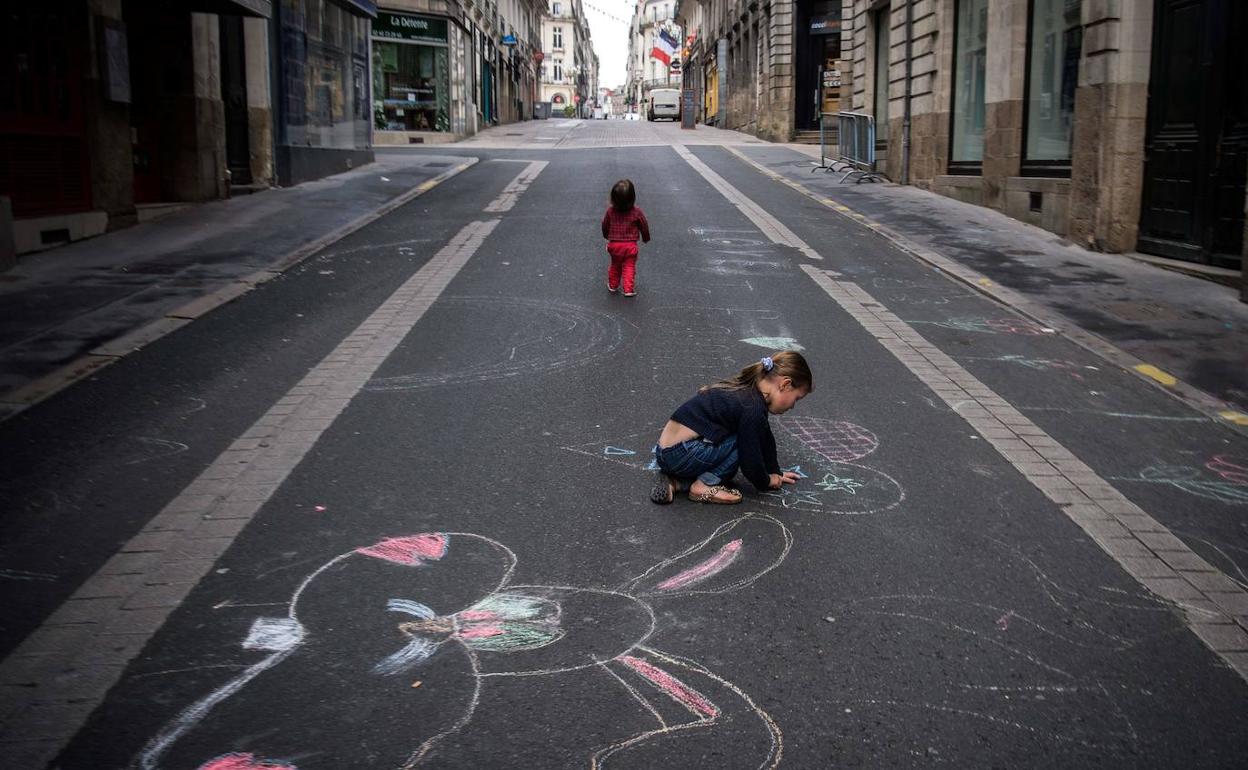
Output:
[373, 40, 451, 132]
[280, 0, 370, 150]
[949, 0, 988, 170]
[873, 6, 890, 143]
[1022, 0, 1082, 175]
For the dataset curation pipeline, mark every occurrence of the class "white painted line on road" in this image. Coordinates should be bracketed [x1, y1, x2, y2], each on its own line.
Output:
[800, 264, 1248, 681]
[484, 160, 548, 212]
[0, 159, 551, 763]
[672, 145, 821, 261]
[670, 142, 1248, 678]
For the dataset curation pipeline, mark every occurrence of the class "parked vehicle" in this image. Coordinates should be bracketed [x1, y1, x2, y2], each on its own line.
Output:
[648, 89, 680, 121]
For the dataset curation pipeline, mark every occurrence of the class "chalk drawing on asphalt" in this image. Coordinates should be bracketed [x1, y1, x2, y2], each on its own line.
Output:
[1109, 457, 1248, 505]
[364, 297, 626, 392]
[908, 317, 1049, 335]
[827, 536, 1168, 759]
[139, 517, 790, 769]
[563, 416, 903, 515]
[740, 337, 805, 351]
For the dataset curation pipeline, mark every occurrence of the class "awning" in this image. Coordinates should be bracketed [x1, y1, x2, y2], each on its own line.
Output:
[184, 0, 272, 18]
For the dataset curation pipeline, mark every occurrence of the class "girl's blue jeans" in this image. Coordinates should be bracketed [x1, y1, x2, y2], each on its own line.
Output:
[653, 435, 739, 487]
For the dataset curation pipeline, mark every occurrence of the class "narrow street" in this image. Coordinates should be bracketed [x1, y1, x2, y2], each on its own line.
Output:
[3, 120, 1248, 768]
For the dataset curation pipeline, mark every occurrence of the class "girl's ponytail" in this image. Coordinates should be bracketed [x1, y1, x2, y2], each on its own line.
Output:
[701, 350, 813, 393]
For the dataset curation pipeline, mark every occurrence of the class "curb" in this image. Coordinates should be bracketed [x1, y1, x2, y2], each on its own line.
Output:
[724, 145, 1248, 435]
[0, 158, 479, 423]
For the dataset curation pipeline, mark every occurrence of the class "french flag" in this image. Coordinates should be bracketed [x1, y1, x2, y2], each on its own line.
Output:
[651, 28, 679, 66]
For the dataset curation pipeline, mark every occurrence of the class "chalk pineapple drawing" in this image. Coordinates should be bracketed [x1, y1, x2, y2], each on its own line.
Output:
[140, 516, 791, 769]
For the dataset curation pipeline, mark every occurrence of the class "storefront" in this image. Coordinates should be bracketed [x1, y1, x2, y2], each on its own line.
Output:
[372, 9, 468, 141]
[795, 1, 841, 131]
[274, 0, 375, 185]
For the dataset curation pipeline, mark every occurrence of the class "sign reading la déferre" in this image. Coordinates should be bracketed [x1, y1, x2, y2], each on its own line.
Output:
[374, 11, 449, 43]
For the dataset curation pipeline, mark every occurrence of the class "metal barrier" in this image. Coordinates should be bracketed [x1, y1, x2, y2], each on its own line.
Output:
[812, 111, 887, 184]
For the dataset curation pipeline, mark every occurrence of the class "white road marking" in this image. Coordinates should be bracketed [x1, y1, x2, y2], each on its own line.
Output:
[672, 145, 820, 260]
[671, 143, 1248, 680]
[484, 161, 548, 212]
[0, 161, 550, 764]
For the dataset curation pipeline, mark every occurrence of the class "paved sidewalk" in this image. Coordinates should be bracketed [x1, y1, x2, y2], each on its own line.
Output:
[0, 153, 476, 419]
[728, 143, 1248, 421]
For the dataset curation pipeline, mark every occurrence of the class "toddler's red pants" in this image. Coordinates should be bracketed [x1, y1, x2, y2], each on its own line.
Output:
[606, 241, 639, 293]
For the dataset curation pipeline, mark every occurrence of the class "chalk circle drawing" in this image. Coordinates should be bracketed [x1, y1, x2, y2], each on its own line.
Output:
[140, 517, 790, 769]
[740, 337, 805, 352]
[564, 417, 903, 515]
[365, 297, 625, 392]
[1111, 457, 1248, 505]
[909, 317, 1047, 335]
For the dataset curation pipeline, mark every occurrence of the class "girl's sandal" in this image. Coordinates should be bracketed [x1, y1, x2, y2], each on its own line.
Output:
[689, 485, 743, 505]
[649, 473, 677, 504]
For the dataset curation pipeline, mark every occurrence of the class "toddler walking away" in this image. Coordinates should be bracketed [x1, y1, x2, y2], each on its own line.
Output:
[601, 179, 650, 297]
[650, 351, 813, 505]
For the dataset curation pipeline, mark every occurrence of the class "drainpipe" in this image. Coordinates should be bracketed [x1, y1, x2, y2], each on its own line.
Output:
[717, 37, 728, 126]
[901, 0, 913, 185]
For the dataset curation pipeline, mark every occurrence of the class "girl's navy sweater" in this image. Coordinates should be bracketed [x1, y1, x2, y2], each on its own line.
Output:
[670, 387, 780, 491]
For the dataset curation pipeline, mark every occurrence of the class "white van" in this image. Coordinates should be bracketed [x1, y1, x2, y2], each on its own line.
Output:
[648, 89, 681, 121]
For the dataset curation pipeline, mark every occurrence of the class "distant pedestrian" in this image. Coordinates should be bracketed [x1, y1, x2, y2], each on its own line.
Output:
[601, 179, 650, 297]
[650, 351, 813, 505]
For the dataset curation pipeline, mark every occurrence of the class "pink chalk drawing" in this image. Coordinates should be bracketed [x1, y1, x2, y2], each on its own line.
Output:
[619, 655, 720, 719]
[139, 515, 791, 769]
[774, 417, 879, 464]
[201, 754, 295, 770]
[655, 539, 742, 591]
[1207, 456, 1248, 486]
[356, 533, 449, 565]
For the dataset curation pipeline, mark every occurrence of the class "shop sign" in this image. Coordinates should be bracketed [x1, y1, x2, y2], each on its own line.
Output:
[552, 93, 565, 104]
[374, 11, 449, 43]
[809, 16, 841, 35]
[501, 33, 517, 46]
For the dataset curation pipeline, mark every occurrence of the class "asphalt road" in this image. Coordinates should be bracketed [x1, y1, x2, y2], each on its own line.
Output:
[4, 135, 1248, 768]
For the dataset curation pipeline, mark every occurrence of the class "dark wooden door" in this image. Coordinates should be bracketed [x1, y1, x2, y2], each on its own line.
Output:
[220, 15, 252, 186]
[1138, 0, 1246, 268]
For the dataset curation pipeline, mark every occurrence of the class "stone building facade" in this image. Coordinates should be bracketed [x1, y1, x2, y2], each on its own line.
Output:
[675, 0, 846, 142]
[540, 0, 597, 117]
[841, 0, 1245, 286]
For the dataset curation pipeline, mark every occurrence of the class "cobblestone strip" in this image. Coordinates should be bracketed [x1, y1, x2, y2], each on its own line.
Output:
[0, 218, 501, 766]
[801, 263, 1248, 680]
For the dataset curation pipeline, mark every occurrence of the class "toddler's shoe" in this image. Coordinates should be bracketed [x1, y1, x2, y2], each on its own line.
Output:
[607, 282, 619, 293]
[623, 290, 637, 297]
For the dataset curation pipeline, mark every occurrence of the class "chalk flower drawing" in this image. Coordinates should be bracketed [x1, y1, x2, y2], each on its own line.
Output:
[139, 516, 791, 769]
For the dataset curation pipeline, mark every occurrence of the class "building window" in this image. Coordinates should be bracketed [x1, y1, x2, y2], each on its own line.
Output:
[553, 58, 563, 81]
[373, 40, 451, 132]
[873, 6, 890, 142]
[949, 0, 988, 169]
[1023, 0, 1082, 173]
[553, 26, 563, 48]
[553, 2, 562, 14]
[280, 2, 370, 150]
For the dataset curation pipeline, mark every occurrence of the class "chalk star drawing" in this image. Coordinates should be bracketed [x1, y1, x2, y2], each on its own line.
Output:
[604, 446, 636, 456]
[781, 465, 808, 479]
[740, 337, 805, 352]
[816, 473, 865, 495]
[140, 516, 791, 769]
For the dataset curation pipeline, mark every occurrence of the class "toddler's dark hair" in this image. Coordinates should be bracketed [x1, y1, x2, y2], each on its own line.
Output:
[610, 179, 636, 212]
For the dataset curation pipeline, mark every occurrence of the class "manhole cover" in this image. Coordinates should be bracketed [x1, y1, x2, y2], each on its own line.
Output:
[1103, 300, 1182, 321]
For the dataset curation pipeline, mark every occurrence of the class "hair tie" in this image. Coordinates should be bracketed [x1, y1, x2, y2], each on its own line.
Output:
[761, 356, 774, 373]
